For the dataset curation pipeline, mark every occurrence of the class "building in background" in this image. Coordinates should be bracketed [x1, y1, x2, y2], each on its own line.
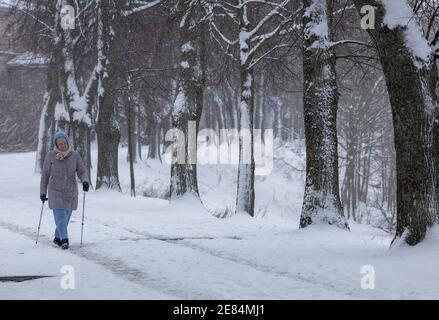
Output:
[0, 3, 47, 152]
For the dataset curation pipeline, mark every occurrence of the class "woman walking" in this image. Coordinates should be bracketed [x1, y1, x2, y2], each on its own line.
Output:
[40, 131, 90, 249]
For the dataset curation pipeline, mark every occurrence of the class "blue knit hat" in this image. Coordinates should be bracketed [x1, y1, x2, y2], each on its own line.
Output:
[53, 131, 72, 148]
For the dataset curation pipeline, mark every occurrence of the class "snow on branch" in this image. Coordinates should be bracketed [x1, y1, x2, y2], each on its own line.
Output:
[1, 0, 55, 35]
[248, 43, 290, 69]
[246, 0, 290, 38]
[211, 21, 238, 46]
[330, 39, 374, 48]
[209, 0, 297, 68]
[333, 4, 356, 15]
[380, 0, 432, 67]
[122, 0, 161, 16]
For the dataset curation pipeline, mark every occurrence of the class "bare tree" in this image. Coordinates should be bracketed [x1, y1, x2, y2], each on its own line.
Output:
[169, 0, 206, 201]
[353, 0, 439, 245]
[208, 0, 296, 216]
[300, 0, 348, 229]
[94, 0, 123, 190]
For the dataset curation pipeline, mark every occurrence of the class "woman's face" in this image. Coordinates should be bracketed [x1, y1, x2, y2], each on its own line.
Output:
[57, 138, 69, 152]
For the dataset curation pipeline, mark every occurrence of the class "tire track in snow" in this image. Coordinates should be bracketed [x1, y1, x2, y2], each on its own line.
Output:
[1, 216, 363, 299]
[0, 220, 216, 299]
[1, 219, 333, 298]
[87, 218, 364, 298]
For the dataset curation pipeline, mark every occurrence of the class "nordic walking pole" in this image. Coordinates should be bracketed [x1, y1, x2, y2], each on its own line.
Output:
[80, 191, 86, 246]
[36, 197, 47, 244]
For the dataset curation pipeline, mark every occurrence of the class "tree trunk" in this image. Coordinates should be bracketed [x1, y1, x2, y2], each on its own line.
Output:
[73, 74, 95, 185]
[45, 0, 94, 182]
[126, 97, 137, 164]
[35, 63, 60, 172]
[35, 0, 63, 172]
[95, 0, 121, 191]
[353, 0, 438, 245]
[300, 0, 348, 229]
[147, 118, 162, 161]
[125, 87, 136, 197]
[236, 4, 255, 216]
[62, 14, 93, 184]
[236, 67, 255, 216]
[169, 3, 205, 200]
[137, 102, 143, 160]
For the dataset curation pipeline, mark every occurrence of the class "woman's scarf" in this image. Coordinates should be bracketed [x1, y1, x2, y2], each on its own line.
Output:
[54, 144, 73, 160]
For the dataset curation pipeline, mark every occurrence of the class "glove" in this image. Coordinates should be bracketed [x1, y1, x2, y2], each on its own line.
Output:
[82, 181, 89, 192]
[40, 194, 48, 203]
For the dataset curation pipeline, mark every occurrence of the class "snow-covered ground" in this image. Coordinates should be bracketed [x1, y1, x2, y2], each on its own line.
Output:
[1, 144, 439, 299]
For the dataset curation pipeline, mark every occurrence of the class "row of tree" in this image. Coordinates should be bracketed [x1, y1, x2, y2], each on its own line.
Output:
[12, 0, 439, 245]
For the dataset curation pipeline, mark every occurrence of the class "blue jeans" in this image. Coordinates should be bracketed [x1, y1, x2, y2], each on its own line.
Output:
[53, 209, 72, 240]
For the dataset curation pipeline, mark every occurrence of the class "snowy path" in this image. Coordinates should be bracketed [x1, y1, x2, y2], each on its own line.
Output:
[2, 151, 439, 299]
[0, 224, 170, 299]
[0, 209, 348, 299]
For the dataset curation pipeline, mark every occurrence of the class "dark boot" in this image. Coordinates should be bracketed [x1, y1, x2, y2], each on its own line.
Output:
[61, 239, 69, 250]
[53, 238, 61, 247]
